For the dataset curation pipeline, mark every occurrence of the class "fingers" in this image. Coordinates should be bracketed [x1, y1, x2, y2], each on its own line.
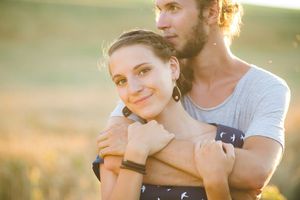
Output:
[194, 140, 201, 154]
[148, 120, 157, 124]
[99, 147, 110, 158]
[97, 140, 110, 153]
[97, 127, 114, 143]
[97, 133, 108, 144]
[99, 145, 121, 158]
[97, 123, 129, 143]
[199, 139, 215, 149]
[222, 143, 235, 158]
[129, 121, 142, 128]
[168, 133, 175, 140]
[194, 140, 227, 155]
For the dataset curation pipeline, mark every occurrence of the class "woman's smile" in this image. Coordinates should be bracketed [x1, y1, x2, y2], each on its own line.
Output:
[132, 94, 153, 106]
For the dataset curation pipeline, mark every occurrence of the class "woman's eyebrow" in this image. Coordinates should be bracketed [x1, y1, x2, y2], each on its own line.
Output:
[112, 74, 121, 81]
[112, 62, 150, 80]
[133, 62, 150, 71]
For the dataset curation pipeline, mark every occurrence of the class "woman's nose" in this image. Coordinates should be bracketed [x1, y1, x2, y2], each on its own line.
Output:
[127, 78, 143, 94]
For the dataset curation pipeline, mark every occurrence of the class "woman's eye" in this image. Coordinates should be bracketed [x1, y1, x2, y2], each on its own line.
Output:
[139, 68, 150, 76]
[116, 78, 127, 86]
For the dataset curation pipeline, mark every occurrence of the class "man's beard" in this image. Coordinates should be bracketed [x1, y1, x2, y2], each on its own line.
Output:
[175, 19, 208, 59]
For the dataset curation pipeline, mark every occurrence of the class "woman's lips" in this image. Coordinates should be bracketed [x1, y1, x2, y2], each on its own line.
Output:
[133, 94, 153, 106]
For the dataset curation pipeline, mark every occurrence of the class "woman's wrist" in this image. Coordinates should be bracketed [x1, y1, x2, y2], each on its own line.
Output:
[204, 175, 231, 200]
[124, 141, 149, 165]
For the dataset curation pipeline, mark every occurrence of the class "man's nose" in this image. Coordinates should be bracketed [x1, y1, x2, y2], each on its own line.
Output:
[156, 12, 170, 30]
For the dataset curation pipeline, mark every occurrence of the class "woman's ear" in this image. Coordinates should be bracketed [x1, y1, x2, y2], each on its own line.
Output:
[169, 56, 180, 81]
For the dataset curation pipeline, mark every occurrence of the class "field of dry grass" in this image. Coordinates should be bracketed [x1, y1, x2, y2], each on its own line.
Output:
[0, 0, 299, 199]
[0, 87, 119, 199]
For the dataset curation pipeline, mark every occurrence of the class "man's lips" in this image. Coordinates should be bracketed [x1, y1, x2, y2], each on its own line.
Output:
[164, 34, 177, 41]
[133, 94, 153, 105]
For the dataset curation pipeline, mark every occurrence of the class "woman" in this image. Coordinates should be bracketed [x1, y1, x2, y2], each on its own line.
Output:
[93, 30, 244, 200]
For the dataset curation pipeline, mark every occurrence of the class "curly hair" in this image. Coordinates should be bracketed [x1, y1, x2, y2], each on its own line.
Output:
[196, 0, 243, 43]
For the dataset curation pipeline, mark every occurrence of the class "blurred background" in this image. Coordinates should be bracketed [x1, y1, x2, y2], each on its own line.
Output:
[0, 0, 299, 199]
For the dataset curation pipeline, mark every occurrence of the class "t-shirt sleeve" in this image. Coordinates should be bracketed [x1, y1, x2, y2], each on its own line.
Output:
[110, 100, 144, 122]
[245, 83, 291, 148]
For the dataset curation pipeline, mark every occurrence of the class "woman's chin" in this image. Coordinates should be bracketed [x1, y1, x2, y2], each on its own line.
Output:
[136, 111, 159, 121]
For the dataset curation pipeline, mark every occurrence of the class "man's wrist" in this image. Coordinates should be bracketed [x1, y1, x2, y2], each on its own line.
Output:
[125, 142, 149, 164]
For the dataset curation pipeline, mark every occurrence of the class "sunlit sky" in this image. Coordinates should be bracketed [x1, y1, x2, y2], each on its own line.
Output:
[240, 0, 300, 10]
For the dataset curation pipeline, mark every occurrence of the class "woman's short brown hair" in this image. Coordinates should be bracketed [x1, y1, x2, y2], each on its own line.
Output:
[108, 30, 175, 62]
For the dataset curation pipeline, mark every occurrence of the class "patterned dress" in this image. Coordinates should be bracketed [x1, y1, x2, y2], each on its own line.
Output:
[93, 124, 245, 200]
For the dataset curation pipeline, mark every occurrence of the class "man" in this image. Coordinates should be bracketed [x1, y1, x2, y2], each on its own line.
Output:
[96, 0, 290, 198]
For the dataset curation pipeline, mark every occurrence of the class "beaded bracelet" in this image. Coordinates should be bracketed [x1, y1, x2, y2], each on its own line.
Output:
[120, 159, 146, 175]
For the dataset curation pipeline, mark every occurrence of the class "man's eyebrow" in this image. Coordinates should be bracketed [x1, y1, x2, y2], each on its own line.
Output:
[165, 2, 180, 9]
[166, 2, 179, 6]
[156, 1, 179, 10]
[112, 62, 150, 80]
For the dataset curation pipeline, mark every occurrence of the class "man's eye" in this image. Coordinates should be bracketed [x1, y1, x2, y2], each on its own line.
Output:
[139, 68, 150, 76]
[116, 78, 127, 86]
[169, 5, 179, 12]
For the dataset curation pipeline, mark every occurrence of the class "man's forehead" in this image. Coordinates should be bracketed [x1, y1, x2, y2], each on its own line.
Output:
[155, 0, 180, 7]
[155, 0, 195, 8]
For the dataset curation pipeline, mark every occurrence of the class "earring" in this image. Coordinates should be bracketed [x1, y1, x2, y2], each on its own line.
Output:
[122, 106, 132, 117]
[172, 85, 181, 102]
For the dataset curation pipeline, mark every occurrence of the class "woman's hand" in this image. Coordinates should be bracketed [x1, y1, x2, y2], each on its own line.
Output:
[194, 140, 235, 184]
[127, 120, 175, 156]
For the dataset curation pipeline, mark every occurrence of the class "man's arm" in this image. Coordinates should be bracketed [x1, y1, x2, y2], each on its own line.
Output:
[101, 117, 281, 190]
[153, 136, 282, 189]
[230, 136, 282, 189]
[101, 117, 203, 186]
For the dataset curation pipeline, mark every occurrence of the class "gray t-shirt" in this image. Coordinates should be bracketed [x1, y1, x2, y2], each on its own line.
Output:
[110, 65, 290, 147]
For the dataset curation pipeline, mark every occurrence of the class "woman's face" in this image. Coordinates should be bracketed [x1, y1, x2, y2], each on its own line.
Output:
[109, 44, 179, 120]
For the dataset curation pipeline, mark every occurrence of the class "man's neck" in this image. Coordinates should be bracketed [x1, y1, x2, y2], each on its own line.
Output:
[184, 32, 250, 108]
[187, 33, 236, 85]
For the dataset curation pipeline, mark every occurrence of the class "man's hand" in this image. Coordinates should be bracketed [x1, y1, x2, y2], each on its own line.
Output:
[97, 117, 131, 158]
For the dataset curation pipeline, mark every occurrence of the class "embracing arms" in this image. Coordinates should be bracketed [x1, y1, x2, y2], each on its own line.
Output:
[99, 116, 282, 191]
[100, 118, 234, 200]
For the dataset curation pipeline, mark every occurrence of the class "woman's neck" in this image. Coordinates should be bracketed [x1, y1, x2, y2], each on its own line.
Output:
[149, 100, 212, 138]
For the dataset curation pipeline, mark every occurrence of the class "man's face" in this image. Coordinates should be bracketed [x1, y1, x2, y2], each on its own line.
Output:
[155, 0, 208, 58]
